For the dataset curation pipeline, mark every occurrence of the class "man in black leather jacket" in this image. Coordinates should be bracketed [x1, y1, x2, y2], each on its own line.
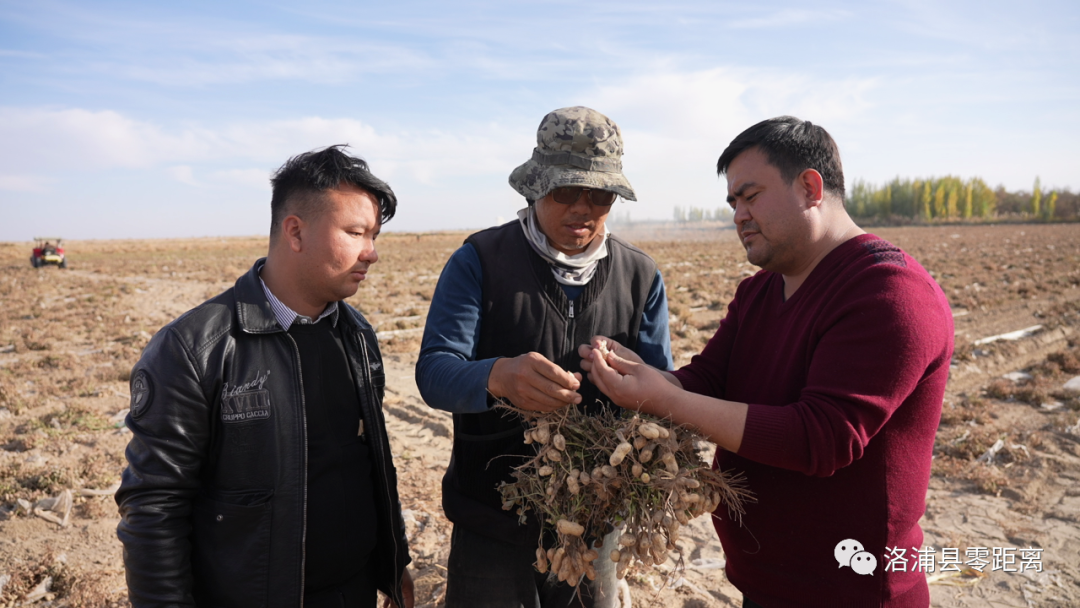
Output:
[116, 146, 413, 608]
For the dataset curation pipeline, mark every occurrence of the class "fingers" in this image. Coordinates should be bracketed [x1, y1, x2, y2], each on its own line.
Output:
[590, 345, 612, 371]
[587, 347, 654, 411]
[601, 350, 636, 374]
[516, 381, 581, 412]
[577, 343, 595, 372]
[586, 347, 618, 394]
[518, 398, 572, 413]
[527, 356, 581, 406]
[490, 353, 582, 412]
[598, 336, 646, 365]
[581, 336, 622, 373]
[534, 356, 581, 390]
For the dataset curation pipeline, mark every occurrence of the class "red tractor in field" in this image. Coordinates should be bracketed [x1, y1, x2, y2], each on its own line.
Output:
[30, 237, 67, 269]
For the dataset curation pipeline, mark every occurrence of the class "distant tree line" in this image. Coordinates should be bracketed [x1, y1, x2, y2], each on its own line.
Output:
[846, 177, 1079, 222]
[673, 206, 733, 222]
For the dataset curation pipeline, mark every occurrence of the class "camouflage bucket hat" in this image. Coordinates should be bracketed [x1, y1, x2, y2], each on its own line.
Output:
[509, 106, 636, 202]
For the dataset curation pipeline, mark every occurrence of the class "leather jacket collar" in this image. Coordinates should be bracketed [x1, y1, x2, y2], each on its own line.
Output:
[236, 258, 284, 334]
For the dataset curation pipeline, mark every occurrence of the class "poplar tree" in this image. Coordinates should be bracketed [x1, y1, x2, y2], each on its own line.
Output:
[920, 181, 933, 219]
[972, 178, 996, 217]
[933, 183, 947, 218]
[1032, 177, 1042, 217]
[847, 179, 869, 217]
[840, 175, 1056, 221]
[894, 177, 916, 217]
[880, 183, 893, 217]
[946, 183, 959, 218]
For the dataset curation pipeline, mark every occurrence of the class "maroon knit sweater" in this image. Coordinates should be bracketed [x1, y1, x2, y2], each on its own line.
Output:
[673, 234, 953, 608]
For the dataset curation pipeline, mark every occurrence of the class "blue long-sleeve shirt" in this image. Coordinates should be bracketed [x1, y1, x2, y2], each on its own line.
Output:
[415, 243, 673, 414]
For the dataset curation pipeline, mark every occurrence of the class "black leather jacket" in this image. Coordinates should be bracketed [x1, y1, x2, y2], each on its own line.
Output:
[116, 260, 410, 608]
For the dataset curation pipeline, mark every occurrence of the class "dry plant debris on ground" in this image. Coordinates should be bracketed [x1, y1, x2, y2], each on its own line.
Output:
[1, 223, 1079, 607]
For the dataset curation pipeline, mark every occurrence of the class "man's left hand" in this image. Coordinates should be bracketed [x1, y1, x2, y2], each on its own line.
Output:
[383, 568, 414, 608]
[591, 341, 748, 453]
[578, 336, 644, 374]
[588, 346, 674, 416]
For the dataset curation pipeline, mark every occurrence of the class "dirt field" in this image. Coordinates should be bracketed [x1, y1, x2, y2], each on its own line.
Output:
[1, 222, 1078, 607]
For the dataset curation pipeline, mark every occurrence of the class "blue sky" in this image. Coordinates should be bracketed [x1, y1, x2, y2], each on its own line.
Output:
[1, 0, 1077, 240]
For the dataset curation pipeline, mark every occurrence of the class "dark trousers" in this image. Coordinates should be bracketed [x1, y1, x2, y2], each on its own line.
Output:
[444, 524, 620, 608]
[304, 570, 377, 608]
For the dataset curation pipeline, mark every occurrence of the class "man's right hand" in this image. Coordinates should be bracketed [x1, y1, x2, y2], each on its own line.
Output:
[488, 352, 582, 412]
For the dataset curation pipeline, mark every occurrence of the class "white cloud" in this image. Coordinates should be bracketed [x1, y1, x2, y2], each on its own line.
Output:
[590, 67, 877, 145]
[2, 57, 1072, 237]
[209, 168, 272, 190]
[574, 67, 881, 219]
[97, 36, 434, 87]
[727, 8, 850, 30]
[166, 165, 199, 186]
[0, 174, 50, 192]
[590, 68, 752, 137]
[0, 109, 480, 183]
[0, 1, 436, 87]
[0, 107, 531, 184]
[0, 66, 885, 229]
[0, 107, 217, 171]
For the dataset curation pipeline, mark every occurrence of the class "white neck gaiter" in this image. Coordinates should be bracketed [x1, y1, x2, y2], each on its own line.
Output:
[517, 206, 609, 286]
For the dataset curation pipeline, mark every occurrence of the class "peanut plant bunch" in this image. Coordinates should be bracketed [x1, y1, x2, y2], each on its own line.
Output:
[498, 400, 753, 586]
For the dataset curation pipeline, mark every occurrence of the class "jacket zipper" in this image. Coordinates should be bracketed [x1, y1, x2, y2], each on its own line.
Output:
[357, 331, 404, 608]
[283, 332, 309, 605]
[564, 299, 576, 369]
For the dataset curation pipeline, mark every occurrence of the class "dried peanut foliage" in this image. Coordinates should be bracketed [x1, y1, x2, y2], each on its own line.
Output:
[498, 401, 752, 586]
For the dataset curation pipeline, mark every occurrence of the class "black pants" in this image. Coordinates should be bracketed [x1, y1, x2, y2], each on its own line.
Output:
[304, 570, 377, 608]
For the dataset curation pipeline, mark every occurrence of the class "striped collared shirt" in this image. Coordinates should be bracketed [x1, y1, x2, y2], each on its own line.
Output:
[259, 274, 339, 330]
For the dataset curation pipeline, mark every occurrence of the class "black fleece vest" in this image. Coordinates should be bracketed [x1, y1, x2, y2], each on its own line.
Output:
[442, 220, 657, 544]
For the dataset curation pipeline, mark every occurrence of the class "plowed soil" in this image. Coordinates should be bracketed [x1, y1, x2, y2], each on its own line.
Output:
[1, 222, 1078, 607]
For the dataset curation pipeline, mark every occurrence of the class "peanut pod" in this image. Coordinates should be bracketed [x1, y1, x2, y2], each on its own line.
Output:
[536, 547, 549, 573]
[609, 442, 633, 466]
[557, 519, 585, 536]
[552, 433, 566, 451]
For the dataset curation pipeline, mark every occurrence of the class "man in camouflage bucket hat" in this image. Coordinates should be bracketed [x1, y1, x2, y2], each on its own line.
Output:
[509, 106, 636, 203]
[416, 106, 673, 607]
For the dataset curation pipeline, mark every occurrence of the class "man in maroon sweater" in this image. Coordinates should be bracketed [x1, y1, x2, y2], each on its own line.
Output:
[582, 116, 953, 607]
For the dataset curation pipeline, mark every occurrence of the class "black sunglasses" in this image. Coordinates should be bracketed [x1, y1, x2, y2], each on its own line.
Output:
[549, 187, 618, 207]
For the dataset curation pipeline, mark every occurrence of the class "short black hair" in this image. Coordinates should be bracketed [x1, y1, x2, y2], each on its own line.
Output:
[716, 116, 845, 200]
[269, 145, 397, 238]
